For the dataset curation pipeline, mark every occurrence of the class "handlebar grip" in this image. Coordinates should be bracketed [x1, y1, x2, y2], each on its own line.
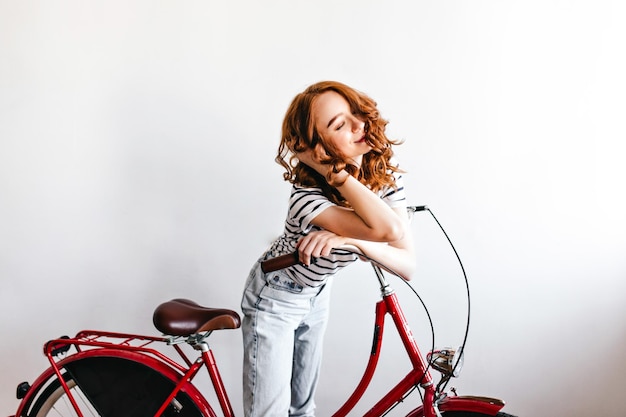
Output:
[260, 251, 299, 273]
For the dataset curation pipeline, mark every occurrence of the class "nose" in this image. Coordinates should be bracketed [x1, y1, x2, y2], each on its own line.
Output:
[351, 116, 365, 133]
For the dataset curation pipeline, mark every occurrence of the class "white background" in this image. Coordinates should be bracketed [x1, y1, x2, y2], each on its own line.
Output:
[1, 1, 625, 416]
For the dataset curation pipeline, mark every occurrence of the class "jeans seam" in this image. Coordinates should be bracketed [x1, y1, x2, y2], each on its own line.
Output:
[248, 286, 265, 417]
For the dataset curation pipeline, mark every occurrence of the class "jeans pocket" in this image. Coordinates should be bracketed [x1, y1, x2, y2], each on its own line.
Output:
[266, 272, 304, 294]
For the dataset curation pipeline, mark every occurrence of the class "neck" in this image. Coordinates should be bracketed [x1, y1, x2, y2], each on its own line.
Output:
[350, 154, 364, 168]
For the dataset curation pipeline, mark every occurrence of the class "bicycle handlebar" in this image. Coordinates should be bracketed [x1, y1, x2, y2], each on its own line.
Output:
[260, 251, 300, 273]
[260, 245, 363, 274]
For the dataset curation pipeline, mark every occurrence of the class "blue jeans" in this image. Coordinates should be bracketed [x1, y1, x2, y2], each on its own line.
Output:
[241, 260, 332, 417]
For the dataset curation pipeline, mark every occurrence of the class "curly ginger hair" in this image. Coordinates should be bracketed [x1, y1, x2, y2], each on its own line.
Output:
[276, 81, 403, 206]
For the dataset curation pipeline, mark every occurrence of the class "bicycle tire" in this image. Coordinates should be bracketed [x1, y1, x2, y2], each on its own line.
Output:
[28, 355, 212, 417]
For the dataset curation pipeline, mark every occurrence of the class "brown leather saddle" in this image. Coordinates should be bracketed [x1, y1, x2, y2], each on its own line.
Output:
[153, 298, 241, 336]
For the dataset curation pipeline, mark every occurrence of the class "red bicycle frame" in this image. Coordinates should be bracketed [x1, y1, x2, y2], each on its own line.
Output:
[332, 287, 436, 417]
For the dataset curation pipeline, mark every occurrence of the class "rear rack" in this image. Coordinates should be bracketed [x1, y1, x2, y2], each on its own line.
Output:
[44, 330, 199, 372]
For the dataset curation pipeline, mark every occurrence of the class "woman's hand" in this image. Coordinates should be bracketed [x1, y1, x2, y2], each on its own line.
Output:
[295, 145, 327, 174]
[296, 146, 349, 187]
[296, 230, 347, 266]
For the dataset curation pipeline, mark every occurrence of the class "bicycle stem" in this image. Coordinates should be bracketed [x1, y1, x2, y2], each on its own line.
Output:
[371, 263, 394, 296]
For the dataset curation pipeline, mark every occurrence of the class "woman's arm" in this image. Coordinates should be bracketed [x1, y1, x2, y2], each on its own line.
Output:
[343, 207, 416, 280]
[297, 148, 404, 243]
[297, 207, 417, 280]
[322, 175, 405, 242]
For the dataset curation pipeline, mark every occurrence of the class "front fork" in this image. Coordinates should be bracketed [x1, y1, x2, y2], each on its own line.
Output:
[423, 386, 440, 417]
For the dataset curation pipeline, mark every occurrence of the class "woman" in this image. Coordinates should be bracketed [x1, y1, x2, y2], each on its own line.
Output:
[241, 81, 416, 417]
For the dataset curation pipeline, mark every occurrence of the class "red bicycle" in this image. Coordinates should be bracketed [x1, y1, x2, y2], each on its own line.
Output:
[10, 207, 516, 417]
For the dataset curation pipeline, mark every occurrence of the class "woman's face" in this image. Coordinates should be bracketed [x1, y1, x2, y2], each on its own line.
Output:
[311, 91, 371, 165]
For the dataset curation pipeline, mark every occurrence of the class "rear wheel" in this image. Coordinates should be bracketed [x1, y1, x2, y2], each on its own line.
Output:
[28, 356, 208, 417]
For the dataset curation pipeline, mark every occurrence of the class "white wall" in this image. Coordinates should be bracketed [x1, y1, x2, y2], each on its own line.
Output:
[2, 1, 625, 416]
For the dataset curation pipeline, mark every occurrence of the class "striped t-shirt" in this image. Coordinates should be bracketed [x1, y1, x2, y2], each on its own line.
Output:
[265, 170, 407, 287]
